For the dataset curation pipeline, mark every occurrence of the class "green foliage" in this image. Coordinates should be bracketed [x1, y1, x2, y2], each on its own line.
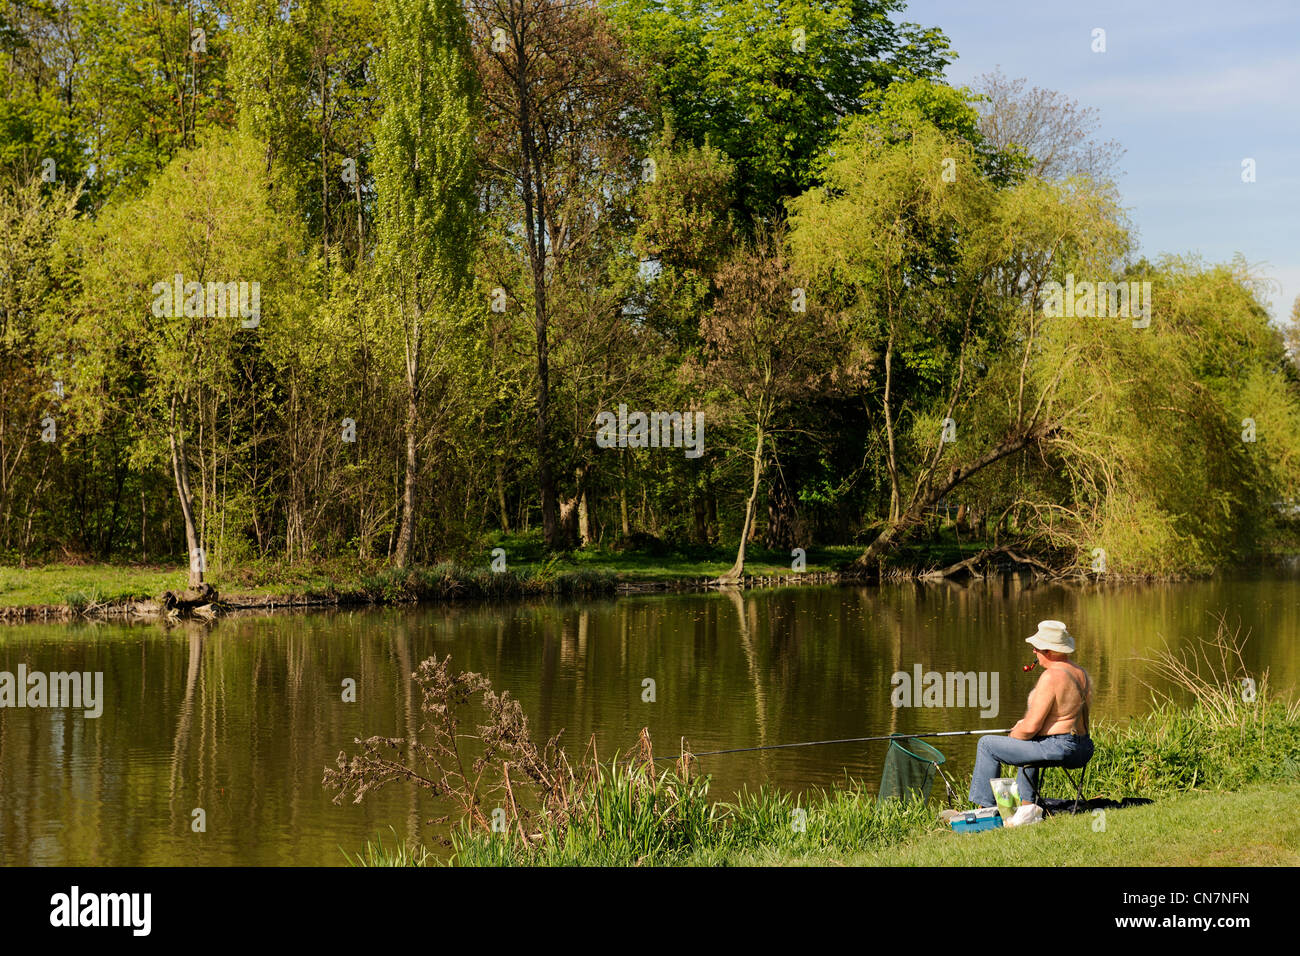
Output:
[354, 563, 617, 602]
[61, 129, 312, 573]
[374, 0, 477, 315]
[1023, 258, 1293, 574]
[0, 172, 83, 555]
[607, 0, 953, 216]
[3, 0, 233, 200]
[60, 588, 100, 611]
[632, 137, 736, 348]
[541, 759, 721, 865]
[1076, 702, 1300, 799]
[3, 2, 1298, 576]
[229, 0, 381, 244]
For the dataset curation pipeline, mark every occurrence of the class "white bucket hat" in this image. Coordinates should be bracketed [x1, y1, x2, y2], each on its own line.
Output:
[1026, 620, 1075, 654]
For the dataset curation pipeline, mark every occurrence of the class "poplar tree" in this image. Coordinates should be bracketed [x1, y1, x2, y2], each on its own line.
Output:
[374, 0, 478, 568]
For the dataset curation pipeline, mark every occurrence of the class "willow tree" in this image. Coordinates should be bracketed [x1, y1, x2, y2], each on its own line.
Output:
[788, 80, 1127, 567]
[1025, 259, 1300, 575]
[790, 83, 1001, 526]
[373, 0, 478, 568]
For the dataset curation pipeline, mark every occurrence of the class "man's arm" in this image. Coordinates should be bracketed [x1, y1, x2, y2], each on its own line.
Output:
[1009, 672, 1056, 740]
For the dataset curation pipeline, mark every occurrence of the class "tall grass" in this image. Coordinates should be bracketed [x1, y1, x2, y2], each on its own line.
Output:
[1027, 700, 1300, 802]
[1139, 617, 1295, 726]
[450, 769, 941, 867]
[60, 587, 108, 616]
[451, 756, 720, 866]
[341, 827, 433, 867]
[720, 783, 934, 855]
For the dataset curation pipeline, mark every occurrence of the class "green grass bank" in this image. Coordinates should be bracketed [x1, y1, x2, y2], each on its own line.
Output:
[343, 697, 1300, 867]
[7, 526, 1298, 617]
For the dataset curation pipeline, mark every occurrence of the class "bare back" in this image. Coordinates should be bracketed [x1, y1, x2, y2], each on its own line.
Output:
[1027, 661, 1091, 737]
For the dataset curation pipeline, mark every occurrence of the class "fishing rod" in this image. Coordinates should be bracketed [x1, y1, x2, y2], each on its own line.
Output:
[652, 727, 1014, 761]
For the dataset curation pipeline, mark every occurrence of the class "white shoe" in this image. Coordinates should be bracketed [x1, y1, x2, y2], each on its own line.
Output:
[1006, 804, 1044, 827]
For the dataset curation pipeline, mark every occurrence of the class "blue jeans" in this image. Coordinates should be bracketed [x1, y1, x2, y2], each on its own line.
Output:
[968, 733, 1093, 808]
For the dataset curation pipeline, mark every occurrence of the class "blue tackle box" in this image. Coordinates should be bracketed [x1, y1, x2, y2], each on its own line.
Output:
[950, 807, 1004, 832]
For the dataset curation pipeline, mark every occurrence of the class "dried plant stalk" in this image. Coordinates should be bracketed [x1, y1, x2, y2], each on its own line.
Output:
[322, 655, 582, 842]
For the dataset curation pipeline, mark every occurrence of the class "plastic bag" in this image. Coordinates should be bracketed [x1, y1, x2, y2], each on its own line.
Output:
[1006, 804, 1044, 827]
[990, 777, 1019, 823]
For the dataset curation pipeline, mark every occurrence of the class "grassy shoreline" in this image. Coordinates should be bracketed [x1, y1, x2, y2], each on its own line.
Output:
[438, 783, 1300, 867]
[707, 783, 1300, 867]
[437, 699, 1300, 867]
[6, 536, 1299, 620]
[0, 541, 881, 619]
[0, 560, 624, 620]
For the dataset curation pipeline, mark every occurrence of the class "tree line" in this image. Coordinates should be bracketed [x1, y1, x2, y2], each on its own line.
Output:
[3, 0, 1298, 585]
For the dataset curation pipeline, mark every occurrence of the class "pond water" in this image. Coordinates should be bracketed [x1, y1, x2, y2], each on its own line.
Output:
[1, 571, 1297, 865]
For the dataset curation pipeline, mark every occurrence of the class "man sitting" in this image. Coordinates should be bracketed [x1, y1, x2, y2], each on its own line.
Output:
[968, 620, 1093, 825]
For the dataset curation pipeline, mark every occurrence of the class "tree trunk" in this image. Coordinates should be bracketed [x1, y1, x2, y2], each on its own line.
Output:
[619, 453, 630, 537]
[705, 479, 718, 544]
[578, 484, 594, 546]
[320, 61, 330, 273]
[515, 56, 561, 553]
[496, 461, 511, 533]
[168, 396, 203, 587]
[692, 488, 709, 545]
[718, 424, 764, 583]
[856, 421, 1059, 567]
[394, 312, 421, 569]
[558, 495, 579, 546]
[883, 335, 902, 522]
[535, 310, 559, 549]
[395, 395, 418, 567]
[558, 462, 593, 548]
[354, 147, 365, 262]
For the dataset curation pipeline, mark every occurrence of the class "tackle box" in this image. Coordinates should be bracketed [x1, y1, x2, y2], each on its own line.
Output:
[950, 807, 1004, 832]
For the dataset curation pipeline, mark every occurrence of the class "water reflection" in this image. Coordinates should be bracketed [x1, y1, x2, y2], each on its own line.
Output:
[0, 571, 1296, 864]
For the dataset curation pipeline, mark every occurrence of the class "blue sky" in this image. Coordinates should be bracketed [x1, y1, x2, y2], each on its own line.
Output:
[908, 0, 1300, 324]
